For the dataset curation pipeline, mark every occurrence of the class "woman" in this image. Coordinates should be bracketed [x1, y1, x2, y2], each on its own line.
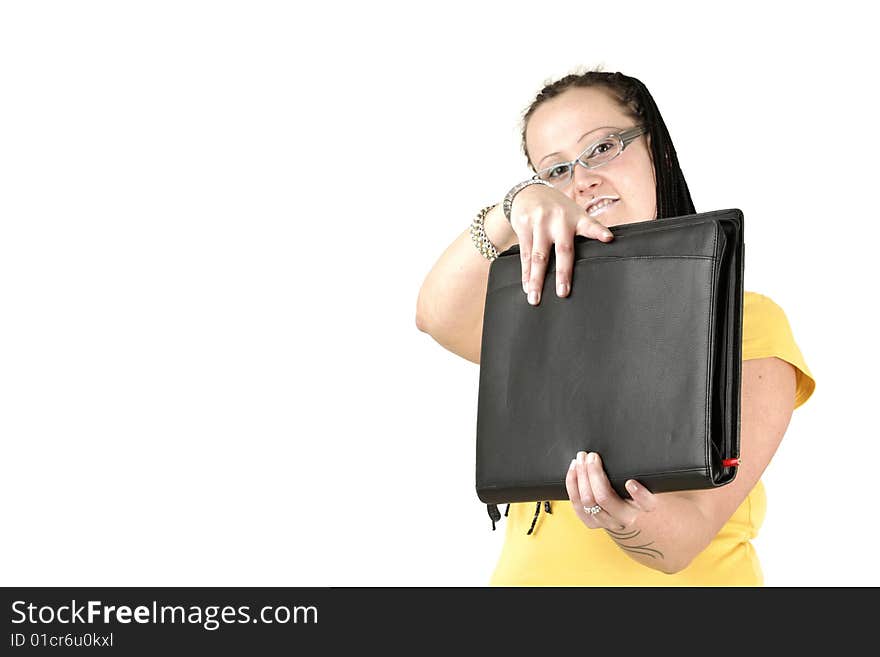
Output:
[415, 69, 815, 586]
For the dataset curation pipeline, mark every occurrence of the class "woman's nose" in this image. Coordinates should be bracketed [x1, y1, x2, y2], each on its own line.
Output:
[572, 163, 602, 195]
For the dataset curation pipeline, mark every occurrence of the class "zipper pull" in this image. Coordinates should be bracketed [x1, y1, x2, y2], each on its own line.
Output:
[486, 504, 502, 530]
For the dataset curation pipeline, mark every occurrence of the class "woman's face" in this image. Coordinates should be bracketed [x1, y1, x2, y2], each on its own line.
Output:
[525, 86, 657, 226]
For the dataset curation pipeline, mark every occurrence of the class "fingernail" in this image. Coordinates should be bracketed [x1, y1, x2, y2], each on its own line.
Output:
[603, 231, 613, 239]
[577, 451, 586, 464]
[528, 290, 538, 305]
[587, 452, 597, 464]
[627, 481, 638, 493]
[557, 282, 567, 296]
[569, 459, 577, 470]
[523, 281, 528, 294]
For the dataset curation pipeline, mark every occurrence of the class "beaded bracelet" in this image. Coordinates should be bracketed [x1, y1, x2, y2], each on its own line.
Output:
[470, 203, 500, 262]
[502, 178, 553, 224]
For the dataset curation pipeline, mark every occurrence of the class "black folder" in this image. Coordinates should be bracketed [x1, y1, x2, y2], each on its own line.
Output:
[475, 208, 744, 505]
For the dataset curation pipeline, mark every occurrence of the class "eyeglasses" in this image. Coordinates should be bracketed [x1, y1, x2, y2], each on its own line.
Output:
[532, 125, 648, 188]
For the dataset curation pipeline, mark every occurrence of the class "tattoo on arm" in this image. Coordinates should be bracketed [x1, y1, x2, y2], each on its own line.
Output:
[606, 528, 665, 560]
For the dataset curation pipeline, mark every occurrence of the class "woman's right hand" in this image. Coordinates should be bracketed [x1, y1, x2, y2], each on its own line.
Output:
[508, 183, 615, 305]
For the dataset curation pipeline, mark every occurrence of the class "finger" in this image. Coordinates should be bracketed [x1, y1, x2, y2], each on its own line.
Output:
[625, 479, 658, 513]
[575, 215, 614, 243]
[517, 228, 533, 295]
[576, 451, 595, 509]
[566, 457, 599, 528]
[550, 223, 574, 298]
[576, 451, 615, 529]
[585, 452, 638, 528]
[527, 224, 552, 305]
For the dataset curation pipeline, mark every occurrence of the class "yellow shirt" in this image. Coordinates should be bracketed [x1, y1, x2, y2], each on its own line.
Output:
[488, 291, 816, 586]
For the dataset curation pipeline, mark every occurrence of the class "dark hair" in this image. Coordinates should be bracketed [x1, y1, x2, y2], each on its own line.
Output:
[520, 67, 696, 219]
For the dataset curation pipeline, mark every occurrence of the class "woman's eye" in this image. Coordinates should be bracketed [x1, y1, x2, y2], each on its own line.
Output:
[548, 165, 569, 178]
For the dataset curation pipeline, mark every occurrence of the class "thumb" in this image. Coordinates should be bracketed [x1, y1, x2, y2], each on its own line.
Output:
[575, 215, 614, 243]
[625, 479, 657, 513]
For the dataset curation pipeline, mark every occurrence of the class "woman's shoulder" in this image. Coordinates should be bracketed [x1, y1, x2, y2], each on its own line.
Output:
[743, 291, 802, 334]
[742, 290, 815, 409]
[744, 290, 785, 314]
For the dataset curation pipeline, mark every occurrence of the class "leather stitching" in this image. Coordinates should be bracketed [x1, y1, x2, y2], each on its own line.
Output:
[704, 222, 719, 485]
[487, 255, 716, 296]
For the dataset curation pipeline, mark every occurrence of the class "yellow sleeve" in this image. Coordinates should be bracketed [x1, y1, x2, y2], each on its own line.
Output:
[742, 291, 816, 409]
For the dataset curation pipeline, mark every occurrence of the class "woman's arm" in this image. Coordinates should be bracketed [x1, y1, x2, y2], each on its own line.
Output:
[664, 356, 798, 570]
[569, 356, 797, 574]
[415, 204, 517, 364]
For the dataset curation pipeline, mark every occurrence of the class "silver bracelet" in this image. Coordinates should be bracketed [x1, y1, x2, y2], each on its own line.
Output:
[470, 203, 500, 262]
[502, 178, 553, 224]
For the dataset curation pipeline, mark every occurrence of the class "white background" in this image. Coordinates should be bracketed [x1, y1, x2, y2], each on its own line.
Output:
[1, 1, 876, 586]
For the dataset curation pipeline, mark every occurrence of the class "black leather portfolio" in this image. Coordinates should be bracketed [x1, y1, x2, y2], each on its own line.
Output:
[475, 208, 744, 505]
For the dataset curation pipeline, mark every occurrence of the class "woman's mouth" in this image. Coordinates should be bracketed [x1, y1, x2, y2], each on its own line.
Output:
[586, 198, 619, 217]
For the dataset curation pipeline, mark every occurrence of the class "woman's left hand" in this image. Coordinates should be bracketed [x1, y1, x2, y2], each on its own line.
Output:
[565, 451, 658, 530]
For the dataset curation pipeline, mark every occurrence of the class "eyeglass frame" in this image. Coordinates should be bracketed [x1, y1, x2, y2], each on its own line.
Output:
[531, 124, 649, 187]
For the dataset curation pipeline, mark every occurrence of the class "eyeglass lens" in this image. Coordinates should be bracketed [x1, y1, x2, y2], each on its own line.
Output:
[537, 133, 623, 186]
